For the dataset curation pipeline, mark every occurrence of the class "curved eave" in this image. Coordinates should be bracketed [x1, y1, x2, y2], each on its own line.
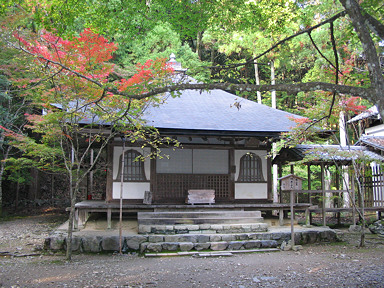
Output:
[156, 128, 284, 138]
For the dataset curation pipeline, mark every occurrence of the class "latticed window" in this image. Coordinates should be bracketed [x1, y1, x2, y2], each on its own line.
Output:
[116, 150, 146, 181]
[237, 153, 265, 182]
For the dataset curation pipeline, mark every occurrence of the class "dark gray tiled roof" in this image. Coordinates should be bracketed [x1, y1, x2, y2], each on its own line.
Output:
[144, 89, 300, 136]
[348, 105, 380, 123]
[357, 135, 384, 151]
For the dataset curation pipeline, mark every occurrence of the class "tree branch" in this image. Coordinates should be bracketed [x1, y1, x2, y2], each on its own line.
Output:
[206, 10, 348, 70]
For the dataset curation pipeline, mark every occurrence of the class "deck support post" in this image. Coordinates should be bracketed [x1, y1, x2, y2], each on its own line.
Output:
[305, 207, 310, 226]
[279, 208, 284, 226]
[74, 208, 79, 230]
[107, 208, 112, 229]
[321, 164, 327, 227]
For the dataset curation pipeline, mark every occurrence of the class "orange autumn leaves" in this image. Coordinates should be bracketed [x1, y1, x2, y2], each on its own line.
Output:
[13, 28, 174, 101]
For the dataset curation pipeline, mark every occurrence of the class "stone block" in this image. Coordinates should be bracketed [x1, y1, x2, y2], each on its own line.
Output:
[62, 237, 81, 252]
[228, 241, 245, 250]
[210, 225, 223, 231]
[194, 243, 211, 251]
[196, 235, 210, 243]
[248, 233, 259, 240]
[305, 231, 318, 244]
[162, 242, 179, 251]
[189, 231, 201, 234]
[125, 235, 147, 251]
[221, 235, 236, 241]
[147, 243, 163, 252]
[148, 235, 164, 243]
[199, 224, 211, 230]
[251, 223, 268, 232]
[292, 245, 303, 251]
[210, 242, 229, 251]
[165, 225, 174, 231]
[177, 235, 198, 243]
[174, 225, 187, 230]
[49, 235, 65, 251]
[244, 240, 262, 249]
[164, 235, 178, 242]
[222, 225, 232, 230]
[210, 235, 222, 242]
[260, 240, 278, 248]
[82, 236, 102, 253]
[271, 232, 283, 241]
[179, 242, 194, 251]
[140, 243, 148, 253]
[101, 236, 120, 251]
[138, 225, 151, 234]
[155, 225, 167, 231]
[235, 234, 249, 241]
[186, 225, 200, 231]
[201, 230, 217, 234]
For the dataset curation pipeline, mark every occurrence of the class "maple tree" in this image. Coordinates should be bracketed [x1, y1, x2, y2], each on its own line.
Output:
[6, 28, 174, 259]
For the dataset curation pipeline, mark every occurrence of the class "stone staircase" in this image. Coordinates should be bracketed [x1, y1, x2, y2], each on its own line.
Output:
[138, 211, 268, 234]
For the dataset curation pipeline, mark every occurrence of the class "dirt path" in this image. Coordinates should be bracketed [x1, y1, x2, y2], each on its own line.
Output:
[1, 212, 384, 287]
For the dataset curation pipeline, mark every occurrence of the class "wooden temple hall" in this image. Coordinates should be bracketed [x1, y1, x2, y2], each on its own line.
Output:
[72, 56, 384, 232]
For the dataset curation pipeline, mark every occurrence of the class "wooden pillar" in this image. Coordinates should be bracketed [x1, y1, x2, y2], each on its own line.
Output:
[336, 167, 341, 224]
[278, 165, 283, 203]
[351, 172, 357, 226]
[321, 163, 326, 227]
[307, 164, 312, 204]
[308, 164, 313, 225]
[229, 148, 235, 201]
[290, 189, 295, 247]
[88, 149, 94, 199]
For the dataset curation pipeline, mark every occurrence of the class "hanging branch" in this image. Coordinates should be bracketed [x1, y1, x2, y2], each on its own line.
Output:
[327, 21, 340, 119]
[307, 31, 343, 76]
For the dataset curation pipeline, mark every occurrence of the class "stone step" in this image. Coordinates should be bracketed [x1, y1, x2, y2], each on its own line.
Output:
[141, 239, 278, 253]
[138, 217, 264, 225]
[139, 211, 262, 219]
[138, 223, 269, 234]
[138, 211, 264, 228]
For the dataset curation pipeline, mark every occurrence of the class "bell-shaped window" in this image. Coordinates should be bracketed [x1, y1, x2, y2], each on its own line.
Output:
[115, 150, 146, 181]
[237, 153, 265, 182]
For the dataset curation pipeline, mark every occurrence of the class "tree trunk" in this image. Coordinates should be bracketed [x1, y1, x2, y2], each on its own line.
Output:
[196, 31, 203, 60]
[339, 0, 384, 118]
[0, 145, 11, 217]
[254, 59, 262, 104]
[66, 173, 76, 261]
[270, 59, 276, 109]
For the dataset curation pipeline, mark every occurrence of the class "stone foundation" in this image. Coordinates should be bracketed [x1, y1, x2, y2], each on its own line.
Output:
[45, 229, 339, 254]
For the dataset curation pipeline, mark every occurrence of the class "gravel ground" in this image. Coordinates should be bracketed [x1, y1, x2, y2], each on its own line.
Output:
[1, 211, 384, 288]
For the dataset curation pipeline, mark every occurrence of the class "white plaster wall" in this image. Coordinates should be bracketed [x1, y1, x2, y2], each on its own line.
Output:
[235, 183, 268, 199]
[112, 146, 151, 200]
[112, 182, 150, 199]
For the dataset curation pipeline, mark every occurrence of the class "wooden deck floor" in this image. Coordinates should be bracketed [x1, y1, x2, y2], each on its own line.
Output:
[73, 200, 312, 230]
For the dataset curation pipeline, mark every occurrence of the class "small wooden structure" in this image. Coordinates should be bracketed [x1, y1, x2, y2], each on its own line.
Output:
[279, 174, 305, 191]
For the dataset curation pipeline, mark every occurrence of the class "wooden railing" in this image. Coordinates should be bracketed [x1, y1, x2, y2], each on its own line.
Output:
[153, 173, 230, 203]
